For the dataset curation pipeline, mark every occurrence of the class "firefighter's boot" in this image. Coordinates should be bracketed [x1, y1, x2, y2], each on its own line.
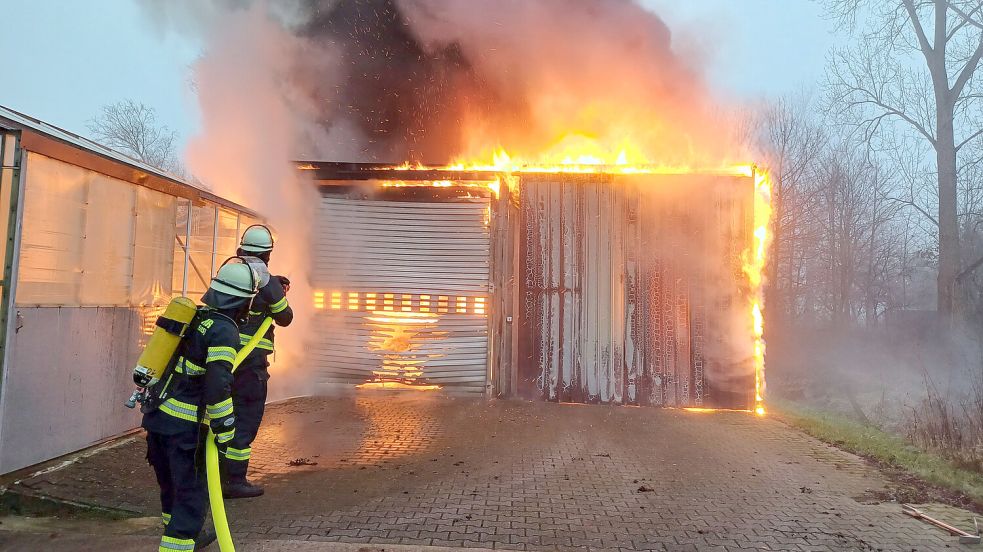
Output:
[195, 528, 217, 550]
[223, 478, 264, 499]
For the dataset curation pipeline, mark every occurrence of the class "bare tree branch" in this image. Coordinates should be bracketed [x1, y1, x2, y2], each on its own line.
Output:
[947, 1, 983, 40]
[957, 126, 983, 149]
[951, 34, 983, 97]
[886, 195, 942, 225]
[956, 252, 983, 280]
[87, 99, 180, 173]
[903, 0, 936, 54]
[825, 0, 983, 318]
[948, 0, 983, 31]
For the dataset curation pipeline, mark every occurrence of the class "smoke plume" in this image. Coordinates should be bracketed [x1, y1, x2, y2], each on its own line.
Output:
[145, 0, 741, 163]
[141, 0, 747, 398]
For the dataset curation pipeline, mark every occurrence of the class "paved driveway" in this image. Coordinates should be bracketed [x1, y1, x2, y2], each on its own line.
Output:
[0, 394, 974, 551]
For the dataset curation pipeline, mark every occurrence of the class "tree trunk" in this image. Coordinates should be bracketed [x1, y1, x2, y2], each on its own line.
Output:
[865, 222, 878, 327]
[936, 100, 960, 321]
[927, 0, 961, 323]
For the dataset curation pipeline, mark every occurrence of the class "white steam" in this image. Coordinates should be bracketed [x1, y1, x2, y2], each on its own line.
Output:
[173, 4, 328, 398]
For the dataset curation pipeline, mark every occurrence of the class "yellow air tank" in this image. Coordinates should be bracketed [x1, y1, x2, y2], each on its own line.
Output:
[132, 296, 199, 388]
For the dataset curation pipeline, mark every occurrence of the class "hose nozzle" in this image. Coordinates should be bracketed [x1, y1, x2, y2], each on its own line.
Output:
[124, 389, 141, 409]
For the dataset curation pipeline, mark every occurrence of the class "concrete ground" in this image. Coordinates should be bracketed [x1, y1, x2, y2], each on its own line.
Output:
[0, 393, 976, 551]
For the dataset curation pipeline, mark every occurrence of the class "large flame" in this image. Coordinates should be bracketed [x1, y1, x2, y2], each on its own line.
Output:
[745, 170, 772, 416]
[445, 142, 752, 176]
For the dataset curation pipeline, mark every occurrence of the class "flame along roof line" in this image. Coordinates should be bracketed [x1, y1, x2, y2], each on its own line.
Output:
[295, 160, 757, 183]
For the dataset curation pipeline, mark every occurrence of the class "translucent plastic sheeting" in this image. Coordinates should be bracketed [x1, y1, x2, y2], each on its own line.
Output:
[17, 153, 175, 307]
[79, 172, 135, 305]
[132, 188, 177, 306]
[215, 208, 240, 271]
[239, 215, 262, 240]
[0, 132, 17, 273]
[172, 202, 244, 298]
[17, 153, 88, 304]
[173, 200, 190, 296]
[187, 205, 216, 297]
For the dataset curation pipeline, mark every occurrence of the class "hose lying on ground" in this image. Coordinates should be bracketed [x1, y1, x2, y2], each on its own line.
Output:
[205, 316, 274, 552]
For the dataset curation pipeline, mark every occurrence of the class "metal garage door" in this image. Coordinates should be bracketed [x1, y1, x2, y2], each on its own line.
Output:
[311, 196, 490, 393]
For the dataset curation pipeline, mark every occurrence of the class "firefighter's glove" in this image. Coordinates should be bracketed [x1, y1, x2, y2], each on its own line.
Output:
[277, 275, 291, 294]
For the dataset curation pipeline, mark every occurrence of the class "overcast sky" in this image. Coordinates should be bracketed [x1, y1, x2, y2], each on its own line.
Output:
[0, 0, 839, 150]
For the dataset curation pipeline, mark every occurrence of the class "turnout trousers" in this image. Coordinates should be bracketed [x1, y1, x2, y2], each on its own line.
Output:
[147, 429, 208, 550]
[222, 362, 268, 480]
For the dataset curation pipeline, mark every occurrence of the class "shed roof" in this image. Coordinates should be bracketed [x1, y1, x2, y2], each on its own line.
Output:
[0, 104, 257, 217]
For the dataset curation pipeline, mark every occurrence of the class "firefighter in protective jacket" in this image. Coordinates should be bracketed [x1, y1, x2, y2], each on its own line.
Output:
[221, 225, 293, 499]
[142, 261, 258, 551]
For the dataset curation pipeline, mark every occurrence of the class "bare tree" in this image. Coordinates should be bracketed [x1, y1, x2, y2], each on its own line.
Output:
[757, 94, 828, 323]
[825, 0, 983, 321]
[810, 145, 899, 325]
[87, 99, 180, 173]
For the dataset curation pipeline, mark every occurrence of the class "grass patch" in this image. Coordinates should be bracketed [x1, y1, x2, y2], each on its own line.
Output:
[772, 400, 983, 508]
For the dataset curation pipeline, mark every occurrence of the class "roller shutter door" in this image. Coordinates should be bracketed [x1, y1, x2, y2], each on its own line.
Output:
[311, 196, 490, 393]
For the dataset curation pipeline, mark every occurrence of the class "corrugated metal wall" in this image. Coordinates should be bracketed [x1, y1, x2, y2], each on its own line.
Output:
[312, 196, 490, 393]
[517, 174, 751, 408]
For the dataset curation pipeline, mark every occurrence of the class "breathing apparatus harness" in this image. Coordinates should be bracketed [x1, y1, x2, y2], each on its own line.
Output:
[125, 257, 259, 412]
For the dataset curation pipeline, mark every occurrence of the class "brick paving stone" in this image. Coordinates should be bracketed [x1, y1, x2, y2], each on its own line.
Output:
[3, 393, 980, 551]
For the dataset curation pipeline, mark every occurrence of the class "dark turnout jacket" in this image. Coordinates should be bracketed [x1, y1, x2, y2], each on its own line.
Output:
[238, 275, 292, 370]
[142, 309, 239, 444]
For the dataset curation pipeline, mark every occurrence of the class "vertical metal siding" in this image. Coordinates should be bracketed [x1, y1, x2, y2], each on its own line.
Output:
[312, 197, 490, 393]
[518, 174, 753, 408]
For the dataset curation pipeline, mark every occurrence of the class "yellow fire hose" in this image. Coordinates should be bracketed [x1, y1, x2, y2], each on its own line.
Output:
[205, 316, 274, 552]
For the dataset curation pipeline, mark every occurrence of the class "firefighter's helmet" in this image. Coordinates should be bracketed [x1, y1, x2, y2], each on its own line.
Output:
[211, 261, 259, 298]
[240, 225, 274, 253]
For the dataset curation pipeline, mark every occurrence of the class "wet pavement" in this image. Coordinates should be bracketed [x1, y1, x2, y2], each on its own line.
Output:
[0, 393, 976, 551]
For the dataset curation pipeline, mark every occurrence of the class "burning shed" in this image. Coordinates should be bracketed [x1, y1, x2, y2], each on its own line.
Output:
[301, 161, 770, 412]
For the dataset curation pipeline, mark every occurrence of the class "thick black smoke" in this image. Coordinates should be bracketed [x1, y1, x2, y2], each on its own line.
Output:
[298, 0, 523, 162]
[283, 0, 722, 165]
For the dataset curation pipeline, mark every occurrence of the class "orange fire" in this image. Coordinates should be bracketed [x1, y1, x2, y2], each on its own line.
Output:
[355, 381, 442, 391]
[353, 310, 443, 390]
[445, 144, 754, 177]
[745, 170, 772, 416]
[682, 407, 753, 414]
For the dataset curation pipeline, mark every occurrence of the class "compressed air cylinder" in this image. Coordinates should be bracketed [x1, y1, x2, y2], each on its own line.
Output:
[132, 296, 198, 387]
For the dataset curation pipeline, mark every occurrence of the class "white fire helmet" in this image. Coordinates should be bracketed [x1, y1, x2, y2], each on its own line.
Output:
[210, 261, 259, 298]
[240, 225, 274, 254]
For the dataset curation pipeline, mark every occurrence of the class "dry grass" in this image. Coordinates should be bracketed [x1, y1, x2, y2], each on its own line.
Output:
[903, 375, 983, 472]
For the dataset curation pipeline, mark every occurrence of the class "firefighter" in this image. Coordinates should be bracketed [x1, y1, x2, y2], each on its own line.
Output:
[221, 225, 293, 499]
[142, 261, 258, 551]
